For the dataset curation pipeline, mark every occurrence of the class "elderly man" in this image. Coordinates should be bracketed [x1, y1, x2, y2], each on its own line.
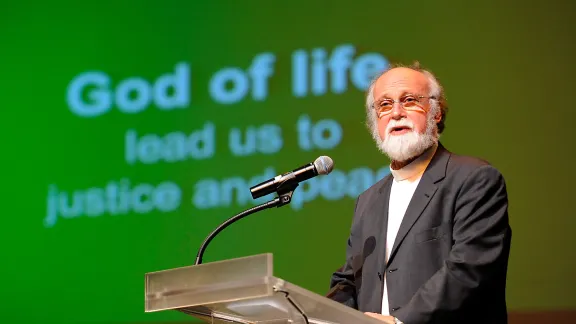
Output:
[327, 63, 512, 324]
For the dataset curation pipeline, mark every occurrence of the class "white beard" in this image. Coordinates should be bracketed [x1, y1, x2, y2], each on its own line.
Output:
[378, 110, 439, 162]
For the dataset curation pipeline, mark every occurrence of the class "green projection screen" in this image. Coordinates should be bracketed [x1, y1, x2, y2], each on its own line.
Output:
[2, 1, 575, 323]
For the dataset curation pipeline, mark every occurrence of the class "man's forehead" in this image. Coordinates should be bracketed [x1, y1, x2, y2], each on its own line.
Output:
[374, 68, 429, 94]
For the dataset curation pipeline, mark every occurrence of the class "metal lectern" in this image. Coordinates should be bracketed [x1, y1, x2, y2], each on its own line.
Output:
[145, 253, 384, 324]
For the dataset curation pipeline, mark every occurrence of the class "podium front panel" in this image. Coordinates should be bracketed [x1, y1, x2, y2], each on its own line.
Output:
[145, 253, 385, 324]
[145, 254, 274, 312]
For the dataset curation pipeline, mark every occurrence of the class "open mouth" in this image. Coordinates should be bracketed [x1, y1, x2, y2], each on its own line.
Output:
[389, 126, 412, 135]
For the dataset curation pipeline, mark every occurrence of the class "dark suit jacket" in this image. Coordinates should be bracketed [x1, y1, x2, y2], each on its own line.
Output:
[327, 143, 512, 324]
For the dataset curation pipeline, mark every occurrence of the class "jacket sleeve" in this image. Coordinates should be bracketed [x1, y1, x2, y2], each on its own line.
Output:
[326, 198, 361, 309]
[394, 165, 512, 324]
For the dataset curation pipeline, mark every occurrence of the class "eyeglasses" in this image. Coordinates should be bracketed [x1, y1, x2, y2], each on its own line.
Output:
[372, 94, 436, 117]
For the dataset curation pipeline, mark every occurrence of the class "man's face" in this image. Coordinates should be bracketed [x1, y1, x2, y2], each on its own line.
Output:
[372, 67, 441, 162]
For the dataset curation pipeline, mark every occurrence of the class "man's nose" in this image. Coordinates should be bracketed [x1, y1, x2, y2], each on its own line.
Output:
[390, 102, 406, 120]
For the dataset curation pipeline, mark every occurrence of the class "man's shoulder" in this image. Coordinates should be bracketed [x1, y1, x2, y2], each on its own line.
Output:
[444, 148, 504, 182]
[355, 169, 392, 203]
[446, 150, 491, 172]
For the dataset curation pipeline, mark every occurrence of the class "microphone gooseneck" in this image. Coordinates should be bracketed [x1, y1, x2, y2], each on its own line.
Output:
[194, 197, 281, 265]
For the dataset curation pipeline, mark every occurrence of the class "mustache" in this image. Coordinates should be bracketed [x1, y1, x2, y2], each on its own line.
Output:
[386, 119, 414, 133]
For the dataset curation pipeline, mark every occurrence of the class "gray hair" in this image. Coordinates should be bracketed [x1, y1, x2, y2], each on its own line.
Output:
[365, 61, 448, 142]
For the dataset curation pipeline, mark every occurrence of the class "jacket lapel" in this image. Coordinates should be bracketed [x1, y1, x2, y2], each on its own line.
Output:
[366, 174, 392, 312]
[386, 144, 450, 266]
[374, 175, 392, 259]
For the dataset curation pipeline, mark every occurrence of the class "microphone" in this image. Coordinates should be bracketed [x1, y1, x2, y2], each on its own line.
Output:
[250, 156, 334, 199]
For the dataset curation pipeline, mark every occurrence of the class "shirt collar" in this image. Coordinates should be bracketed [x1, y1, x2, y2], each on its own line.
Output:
[390, 143, 438, 182]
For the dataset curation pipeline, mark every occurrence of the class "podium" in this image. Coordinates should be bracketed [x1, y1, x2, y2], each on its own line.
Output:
[145, 253, 384, 324]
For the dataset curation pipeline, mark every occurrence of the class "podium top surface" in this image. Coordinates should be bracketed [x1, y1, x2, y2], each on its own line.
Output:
[145, 253, 384, 324]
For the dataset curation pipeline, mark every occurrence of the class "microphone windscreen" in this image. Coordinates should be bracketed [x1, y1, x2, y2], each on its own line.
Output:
[314, 156, 334, 175]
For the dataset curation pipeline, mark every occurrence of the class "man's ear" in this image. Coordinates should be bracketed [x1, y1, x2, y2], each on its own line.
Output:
[434, 111, 442, 123]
